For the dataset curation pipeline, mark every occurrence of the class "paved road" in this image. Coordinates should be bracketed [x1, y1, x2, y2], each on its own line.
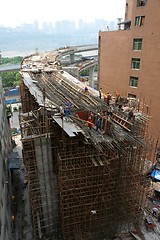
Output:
[0, 63, 20, 72]
[10, 111, 33, 239]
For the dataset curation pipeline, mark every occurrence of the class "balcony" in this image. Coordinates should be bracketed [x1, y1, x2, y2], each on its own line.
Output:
[118, 20, 131, 30]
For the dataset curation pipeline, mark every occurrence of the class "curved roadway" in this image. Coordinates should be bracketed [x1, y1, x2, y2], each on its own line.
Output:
[0, 44, 98, 74]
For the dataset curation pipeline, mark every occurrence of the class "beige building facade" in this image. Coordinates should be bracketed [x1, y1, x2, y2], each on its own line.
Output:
[98, 0, 160, 139]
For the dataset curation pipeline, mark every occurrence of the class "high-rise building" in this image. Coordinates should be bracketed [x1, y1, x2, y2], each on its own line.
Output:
[98, 0, 160, 139]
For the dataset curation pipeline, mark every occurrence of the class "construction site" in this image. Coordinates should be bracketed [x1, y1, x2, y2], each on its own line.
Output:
[18, 48, 156, 240]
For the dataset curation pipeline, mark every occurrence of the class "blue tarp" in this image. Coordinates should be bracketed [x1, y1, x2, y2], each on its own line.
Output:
[5, 99, 17, 104]
[151, 169, 160, 181]
[5, 89, 20, 96]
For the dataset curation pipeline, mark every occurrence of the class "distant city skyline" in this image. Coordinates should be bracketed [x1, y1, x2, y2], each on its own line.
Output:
[0, 19, 105, 57]
[0, 0, 126, 28]
[0, 18, 117, 32]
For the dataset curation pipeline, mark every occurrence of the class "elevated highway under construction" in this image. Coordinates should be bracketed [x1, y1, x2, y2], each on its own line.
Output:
[19, 47, 155, 240]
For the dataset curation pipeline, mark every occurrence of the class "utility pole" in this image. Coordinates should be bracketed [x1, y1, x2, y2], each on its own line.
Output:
[42, 87, 46, 131]
[35, 48, 38, 54]
[60, 105, 65, 148]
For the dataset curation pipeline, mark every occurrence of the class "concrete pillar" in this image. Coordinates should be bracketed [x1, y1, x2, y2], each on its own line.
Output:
[62, 67, 79, 79]
[35, 136, 59, 235]
[89, 66, 95, 89]
[70, 53, 75, 64]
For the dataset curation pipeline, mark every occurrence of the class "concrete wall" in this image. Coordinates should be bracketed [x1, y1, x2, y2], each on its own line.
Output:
[34, 136, 59, 236]
[125, 0, 134, 21]
[99, 30, 132, 96]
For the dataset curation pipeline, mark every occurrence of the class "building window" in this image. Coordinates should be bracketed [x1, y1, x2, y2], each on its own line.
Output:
[135, 16, 145, 26]
[131, 58, 140, 69]
[137, 0, 147, 7]
[133, 38, 143, 50]
[129, 77, 138, 88]
[128, 93, 136, 99]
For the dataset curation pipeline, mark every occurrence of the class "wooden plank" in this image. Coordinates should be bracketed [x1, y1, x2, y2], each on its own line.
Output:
[130, 232, 143, 240]
[53, 116, 83, 137]
[91, 158, 98, 166]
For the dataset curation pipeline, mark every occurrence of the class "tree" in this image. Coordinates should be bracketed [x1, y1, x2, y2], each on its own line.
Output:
[0, 56, 22, 88]
[1, 56, 23, 65]
[80, 69, 89, 77]
[0, 71, 21, 88]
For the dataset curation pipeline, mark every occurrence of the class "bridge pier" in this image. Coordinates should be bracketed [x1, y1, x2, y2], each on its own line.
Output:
[89, 66, 97, 89]
[70, 53, 75, 64]
[62, 67, 79, 79]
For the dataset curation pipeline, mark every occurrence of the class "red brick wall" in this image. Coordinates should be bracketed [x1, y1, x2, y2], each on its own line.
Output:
[98, 0, 160, 139]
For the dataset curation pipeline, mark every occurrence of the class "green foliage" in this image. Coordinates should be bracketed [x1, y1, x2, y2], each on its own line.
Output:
[1, 56, 23, 65]
[80, 69, 89, 76]
[0, 56, 22, 88]
[0, 71, 21, 88]
[6, 105, 11, 113]
[94, 64, 98, 72]
[80, 65, 98, 76]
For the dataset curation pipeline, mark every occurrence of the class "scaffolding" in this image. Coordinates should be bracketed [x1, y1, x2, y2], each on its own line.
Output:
[52, 123, 152, 240]
[19, 83, 61, 239]
[19, 54, 155, 240]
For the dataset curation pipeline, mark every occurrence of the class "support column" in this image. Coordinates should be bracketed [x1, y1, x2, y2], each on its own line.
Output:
[70, 53, 75, 64]
[89, 66, 96, 89]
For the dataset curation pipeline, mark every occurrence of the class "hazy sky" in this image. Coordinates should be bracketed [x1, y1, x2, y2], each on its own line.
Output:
[0, 0, 126, 27]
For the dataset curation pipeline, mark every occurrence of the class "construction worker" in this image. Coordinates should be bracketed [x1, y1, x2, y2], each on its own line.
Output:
[103, 93, 107, 102]
[152, 207, 158, 217]
[87, 116, 93, 130]
[64, 106, 70, 122]
[66, 99, 71, 108]
[107, 107, 113, 120]
[115, 91, 120, 105]
[84, 86, 89, 93]
[96, 113, 102, 131]
[106, 92, 111, 106]
[128, 109, 134, 120]
[99, 88, 102, 99]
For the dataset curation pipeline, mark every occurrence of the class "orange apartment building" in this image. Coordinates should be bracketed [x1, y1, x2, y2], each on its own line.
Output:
[98, 0, 160, 140]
